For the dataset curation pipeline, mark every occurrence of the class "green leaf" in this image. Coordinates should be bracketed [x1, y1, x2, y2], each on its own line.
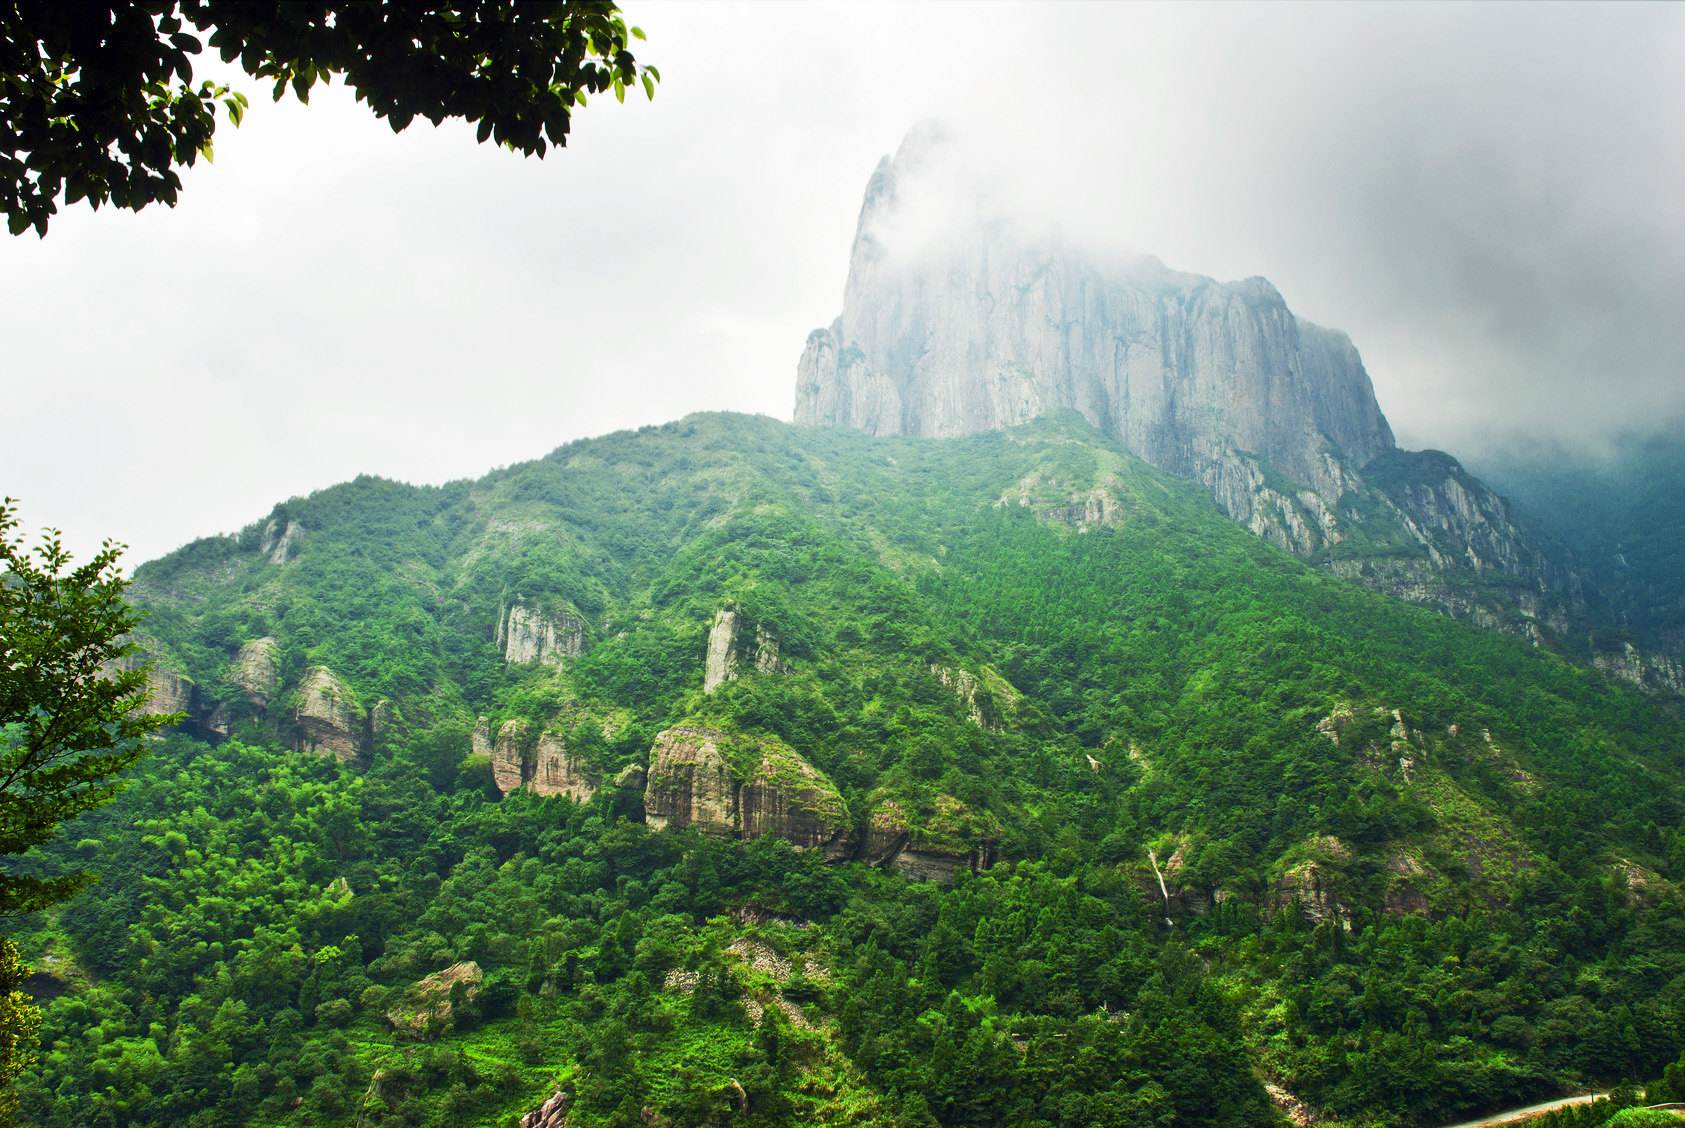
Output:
[641, 74, 655, 101]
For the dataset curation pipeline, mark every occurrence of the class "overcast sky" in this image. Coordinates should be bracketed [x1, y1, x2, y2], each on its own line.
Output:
[4, 1, 1682, 566]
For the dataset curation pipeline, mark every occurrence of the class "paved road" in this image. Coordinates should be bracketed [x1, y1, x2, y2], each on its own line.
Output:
[1440, 1092, 1609, 1128]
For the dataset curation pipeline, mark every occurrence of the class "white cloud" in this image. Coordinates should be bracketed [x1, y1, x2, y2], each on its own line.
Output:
[2, 1, 1680, 565]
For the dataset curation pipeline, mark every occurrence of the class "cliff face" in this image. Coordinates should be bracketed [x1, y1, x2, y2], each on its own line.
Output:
[793, 125, 1581, 649]
[703, 608, 790, 693]
[795, 126, 1392, 507]
[498, 603, 586, 667]
[294, 666, 363, 763]
[642, 726, 848, 855]
[228, 637, 281, 709]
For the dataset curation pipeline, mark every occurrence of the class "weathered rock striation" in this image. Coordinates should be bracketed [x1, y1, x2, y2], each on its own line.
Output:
[491, 719, 530, 795]
[498, 602, 586, 667]
[703, 608, 790, 693]
[527, 729, 596, 803]
[107, 651, 195, 717]
[294, 666, 364, 763]
[228, 637, 281, 708]
[793, 123, 1580, 647]
[642, 727, 849, 855]
[486, 718, 599, 801]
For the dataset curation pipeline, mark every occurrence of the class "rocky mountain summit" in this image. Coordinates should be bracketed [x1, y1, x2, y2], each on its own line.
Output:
[794, 124, 1601, 663]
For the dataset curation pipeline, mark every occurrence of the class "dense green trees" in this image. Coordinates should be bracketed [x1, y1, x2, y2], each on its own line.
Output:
[1, 1, 658, 235]
[10, 414, 1685, 1124]
[0, 499, 179, 1123]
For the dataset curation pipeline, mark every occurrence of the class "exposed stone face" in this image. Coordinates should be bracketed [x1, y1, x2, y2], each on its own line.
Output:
[860, 796, 993, 883]
[295, 667, 363, 763]
[1271, 836, 1353, 928]
[794, 124, 1580, 648]
[528, 729, 596, 803]
[704, 609, 790, 693]
[259, 518, 302, 564]
[386, 960, 482, 1032]
[498, 603, 586, 667]
[107, 652, 195, 718]
[740, 745, 850, 859]
[929, 663, 1018, 729]
[520, 1090, 570, 1128]
[754, 623, 791, 675]
[643, 726, 739, 834]
[999, 470, 1131, 531]
[795, 127, 1391, 509]
[470, 716, 494, 760]
[1383, 850, 1432, 916]
[642, 727, 848, 853]
[703, 610, 741, 694]
[228, 637, 280, 708]
[491, 719, 530, 795]
[1592, 641, 1685, 695]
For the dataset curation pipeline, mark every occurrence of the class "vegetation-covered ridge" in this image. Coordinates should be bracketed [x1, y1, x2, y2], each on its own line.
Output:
[13, 411, 1685, 1127]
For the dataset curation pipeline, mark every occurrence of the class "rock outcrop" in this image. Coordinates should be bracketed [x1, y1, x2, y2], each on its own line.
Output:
[644, 727, 740, 834]
[294, 667, 364, 763]
[860, 796, 995, 883]
[476, 714, 602, 801]
[527, 729, 596, 803]
[519, 1090, 570, 1128]
[929, 663, 1018, 730]
[1271, 836, 1353, 928]
[491, 719, 530, 795]
[498, 603, 586, 667]
[793, 123, 1580, 647]
[795, 125, 1390, 508]
[259, 517, 302, 564]
[739, 744, 851, 858]
[703, 609, 790, 693]
[642, 727, 848, 854]
[470, 716, 494, 760]
[386, 960, 482, 1033]
[228, 637, 281, 708]
[107, 652, 195, 718]
[1592, 641, 1685, 696]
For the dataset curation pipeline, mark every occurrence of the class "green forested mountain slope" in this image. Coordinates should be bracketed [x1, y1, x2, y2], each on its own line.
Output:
[14, 412, 1685, 1127]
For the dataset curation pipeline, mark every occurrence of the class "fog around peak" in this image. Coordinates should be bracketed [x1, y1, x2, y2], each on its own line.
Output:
[2, 1, 1680, 565]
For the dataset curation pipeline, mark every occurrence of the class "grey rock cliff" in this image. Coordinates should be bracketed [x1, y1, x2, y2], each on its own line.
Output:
[498, 603, 586, 667]
[703, 608, 790, 694]
[794, 124, 1581, 647]
[795, 126, 1392, 510]
[107, 651, 195, 718]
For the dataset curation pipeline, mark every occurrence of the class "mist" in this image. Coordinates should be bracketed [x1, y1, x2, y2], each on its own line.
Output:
[2, 1, 1680, 566]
